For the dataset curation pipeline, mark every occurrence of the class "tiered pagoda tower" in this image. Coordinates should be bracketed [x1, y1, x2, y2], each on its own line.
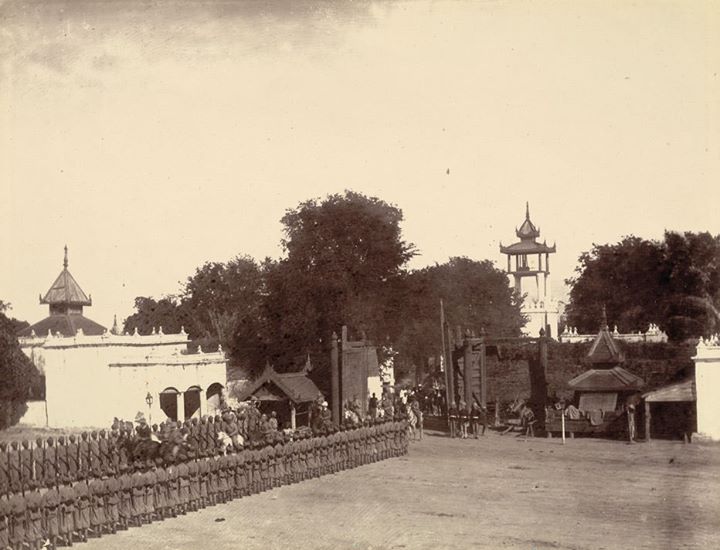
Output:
[18, 246, 106, 337]
[500, 203, 559, 337]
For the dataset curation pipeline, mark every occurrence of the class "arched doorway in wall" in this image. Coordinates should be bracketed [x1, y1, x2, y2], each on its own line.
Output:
[160, 388, 180, 421]
[184, 386, 202, 420]
[206, 382, 224, 416]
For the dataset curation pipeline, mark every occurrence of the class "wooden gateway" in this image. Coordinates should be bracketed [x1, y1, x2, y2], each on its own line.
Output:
[546, 319, 644, 437]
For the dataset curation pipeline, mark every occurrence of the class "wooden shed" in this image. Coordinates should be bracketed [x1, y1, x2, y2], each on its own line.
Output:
[642, 379, 696, 441]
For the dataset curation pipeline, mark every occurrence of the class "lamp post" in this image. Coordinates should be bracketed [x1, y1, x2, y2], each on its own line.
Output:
[145, 392, 154, 425]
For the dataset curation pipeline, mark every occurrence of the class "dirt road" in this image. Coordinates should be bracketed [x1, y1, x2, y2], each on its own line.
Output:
[80, 431, 719, 550]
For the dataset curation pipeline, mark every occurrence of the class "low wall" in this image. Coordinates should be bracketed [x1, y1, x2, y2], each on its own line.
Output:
[18, 400, 48, 427]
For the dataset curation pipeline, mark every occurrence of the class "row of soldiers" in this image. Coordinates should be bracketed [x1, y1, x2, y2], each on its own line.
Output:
[448, 402, 488, 439]
[0, 412, 265, 495]
[0, 419, 409, 550]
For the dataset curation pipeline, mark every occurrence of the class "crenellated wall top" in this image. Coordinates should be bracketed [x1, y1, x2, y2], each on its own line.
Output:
[19, 326, 190, 349]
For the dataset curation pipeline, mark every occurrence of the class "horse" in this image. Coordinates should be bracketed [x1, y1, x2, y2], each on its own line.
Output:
[217, 430, 244, 451]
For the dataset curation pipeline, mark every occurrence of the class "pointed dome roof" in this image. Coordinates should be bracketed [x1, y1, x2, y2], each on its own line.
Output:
[40, 246, 92, 306]
[516, 202, 540, 240]
[586, 309, 624, 366]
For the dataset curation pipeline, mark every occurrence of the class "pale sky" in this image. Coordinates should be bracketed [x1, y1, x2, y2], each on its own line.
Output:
[2, 0, 719, 329]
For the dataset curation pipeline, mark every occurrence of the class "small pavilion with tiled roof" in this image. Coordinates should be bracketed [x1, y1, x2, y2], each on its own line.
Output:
[568, 313, 644, 414]
[18, 246, 106, 338]
[236, 361, 324, 429]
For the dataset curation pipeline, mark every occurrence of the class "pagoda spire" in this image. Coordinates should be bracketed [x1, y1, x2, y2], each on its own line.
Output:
[63, 245, 68, 269]
[525, 201, 530, 220]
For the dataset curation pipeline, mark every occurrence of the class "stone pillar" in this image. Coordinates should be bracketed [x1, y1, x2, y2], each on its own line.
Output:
[199, 389, 207, 419]
[290, 403, 297, 430]
[644, 401, 651, 442]
[178, 392, 185, 422]
[694, 338, 720, 441]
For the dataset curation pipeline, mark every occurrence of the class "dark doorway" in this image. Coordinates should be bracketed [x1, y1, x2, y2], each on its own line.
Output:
[184, 387, 201, 420]
[160, 388, 179, 421]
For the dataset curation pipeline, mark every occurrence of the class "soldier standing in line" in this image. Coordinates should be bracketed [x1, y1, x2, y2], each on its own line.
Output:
[109, 430, 121, 474]
[0, 493, 9, 550]
[66, 435, 80, 483]
[197, 455, 208, 509]
[0, 443, 14, 495]
[177, 459, 190, 514]
[75, 474, 90, 542]
[118, 465, 132, 530]
[233, 451, 246, 498]
[88, 433, 101, 477]
[187, 458, 199, 513]
[8, 487, 26, 550]
[88, 472, 105, 537]
[273, 438, 285, 488]
[130, 463, 145, 526]
[7, 442, 21, 496]
[42, 478, 61, 549]
[61, 475, 79, 544]
[43, 438, 57, 489]
[25, 481, 43, 550]
[153, 458, 168, 520]
[78, 433, 90, 479]
[98, 431, 110, 477]
[219, 452, 231, 503]
[166, 458, 179, 518]
[144, 461, 157, 523]
[244, 444, 255, 495]
[104, 469, 120, 534]
[198, 417, 209, 458]
[117, 430, 129, 470]
[56, 436, 69, 483]
[19, 441, 33, 493]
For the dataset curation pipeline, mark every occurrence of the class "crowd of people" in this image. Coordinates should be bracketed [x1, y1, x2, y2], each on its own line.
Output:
[0, 404, 409, 550]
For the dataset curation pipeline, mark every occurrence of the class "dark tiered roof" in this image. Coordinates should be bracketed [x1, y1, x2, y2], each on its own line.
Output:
[586, 317, 624, 366]
[569, 366, 644, 392]
[17, 246, 106, 338]
[17, 314, 106, 338]
[500, 202, 556, 255]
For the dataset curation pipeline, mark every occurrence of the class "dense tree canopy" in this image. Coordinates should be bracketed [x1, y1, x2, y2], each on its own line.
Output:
[565, 231, 720, 340]
[124, 256, 267, 369]
[263, 191, 415, 366]
[0, 301, 39, 429]
[393, 257, 525, 378]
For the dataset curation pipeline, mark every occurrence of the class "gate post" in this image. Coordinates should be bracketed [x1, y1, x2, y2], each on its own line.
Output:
[463, 333, 473, 408]
[331, 332, 340, 425]
[479, 328, 487, 408]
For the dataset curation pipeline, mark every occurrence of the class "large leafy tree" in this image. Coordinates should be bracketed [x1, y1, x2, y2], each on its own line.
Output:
[0, 301, 40, 429]
[661, 231, 720, 340]
[263, 191, 415, 367]
[565, 231, 720, 340]
[565, 236, 666, 333]
[182, 256, 267, 368]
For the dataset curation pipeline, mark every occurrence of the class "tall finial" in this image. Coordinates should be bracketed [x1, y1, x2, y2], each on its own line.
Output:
[601, 304, 608, 330]
[63, 245, 68, 269]
[525, 201, 530, 220]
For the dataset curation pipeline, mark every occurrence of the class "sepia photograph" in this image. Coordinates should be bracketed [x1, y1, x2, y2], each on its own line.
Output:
[1, 1, 719, 548]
